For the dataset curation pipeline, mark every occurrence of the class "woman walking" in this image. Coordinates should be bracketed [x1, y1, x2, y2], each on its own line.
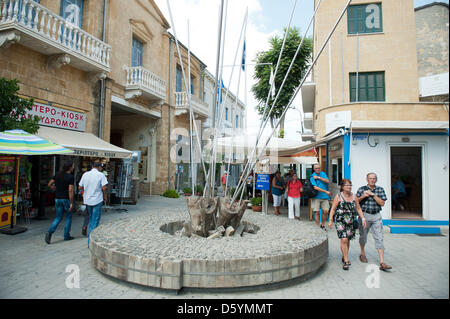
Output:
[286, 173, 303, 220]
[271, 171, 285, 215]
[328, 179, 367, 270]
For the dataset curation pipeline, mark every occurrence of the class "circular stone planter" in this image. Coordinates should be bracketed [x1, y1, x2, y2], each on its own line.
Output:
[89, 208, 328, 291]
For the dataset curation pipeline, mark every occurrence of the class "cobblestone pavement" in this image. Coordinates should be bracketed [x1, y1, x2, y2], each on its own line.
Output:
[0, 195, 448, 299]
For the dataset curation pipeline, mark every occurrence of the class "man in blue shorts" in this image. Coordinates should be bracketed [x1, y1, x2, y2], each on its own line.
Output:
[310, 164, 332, 230]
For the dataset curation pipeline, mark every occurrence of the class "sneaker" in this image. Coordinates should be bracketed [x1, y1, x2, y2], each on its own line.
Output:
[45, 232, 52, 244]
[64, 236, 75, 241]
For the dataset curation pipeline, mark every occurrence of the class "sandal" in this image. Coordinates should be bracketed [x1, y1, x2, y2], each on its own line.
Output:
[379, 262, 392, 271]
[343, 262, 350, 270]
[341, 257, 351, 265]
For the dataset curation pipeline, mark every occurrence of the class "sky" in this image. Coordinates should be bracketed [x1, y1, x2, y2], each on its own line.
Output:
[155, 0, 449, 140]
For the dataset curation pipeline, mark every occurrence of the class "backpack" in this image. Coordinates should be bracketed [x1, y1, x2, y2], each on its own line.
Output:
[302, 178, 318, 198]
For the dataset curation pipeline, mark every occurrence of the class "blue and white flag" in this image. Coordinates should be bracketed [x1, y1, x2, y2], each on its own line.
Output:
[269, 66, 275, 98]
[241, 40, 246, 71]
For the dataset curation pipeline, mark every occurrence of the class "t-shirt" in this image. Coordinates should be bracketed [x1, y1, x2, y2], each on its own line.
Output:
[287, 180, 303, 198]
[79, 168, 108, 206]
[392, 181, 406, 194]
[310, 172, 331, 200]
[52, 173, 74, 200]
[221, 174, 227, 185]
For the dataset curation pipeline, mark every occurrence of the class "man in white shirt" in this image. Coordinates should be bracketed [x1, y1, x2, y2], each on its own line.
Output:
[78, 162, 108, 245]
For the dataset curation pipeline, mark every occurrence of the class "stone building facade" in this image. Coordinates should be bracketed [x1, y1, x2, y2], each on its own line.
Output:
[415, 2, 449, 102]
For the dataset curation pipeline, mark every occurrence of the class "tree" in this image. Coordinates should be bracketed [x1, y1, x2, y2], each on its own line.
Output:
[251, 27, 312, 136]
[0, 77, 40, 134]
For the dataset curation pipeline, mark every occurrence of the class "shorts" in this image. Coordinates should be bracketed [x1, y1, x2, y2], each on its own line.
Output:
[311, 198, 330, 212]
[272, 194, 282, 207]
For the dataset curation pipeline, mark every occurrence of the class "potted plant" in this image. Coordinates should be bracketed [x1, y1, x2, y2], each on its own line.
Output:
[195, 185, 204, 196]
[250, 197, 263, 212]
[182, 187, 192, 196]
[162, 189, 180, 198]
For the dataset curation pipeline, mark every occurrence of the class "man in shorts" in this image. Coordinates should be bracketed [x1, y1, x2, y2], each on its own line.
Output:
[356, 172, 392, 271]
[310, 164, 332, 230]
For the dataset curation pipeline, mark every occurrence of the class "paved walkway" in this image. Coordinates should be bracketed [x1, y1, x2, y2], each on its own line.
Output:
[0, 195, 448, 299]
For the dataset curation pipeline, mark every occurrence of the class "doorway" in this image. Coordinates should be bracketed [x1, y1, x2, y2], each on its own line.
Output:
[390, 146, 423, 219]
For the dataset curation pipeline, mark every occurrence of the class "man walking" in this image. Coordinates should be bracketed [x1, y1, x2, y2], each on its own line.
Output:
[356, 172, 392, 271]
[45, 162, 75, 244]
[310, 164, 332, 230]
[78, 162, 108, 245]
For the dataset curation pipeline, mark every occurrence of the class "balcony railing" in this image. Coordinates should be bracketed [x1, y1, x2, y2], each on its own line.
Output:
[0, 0, 110, 72]
[125, 66, 166, 101]
[174, 91, 209, 118]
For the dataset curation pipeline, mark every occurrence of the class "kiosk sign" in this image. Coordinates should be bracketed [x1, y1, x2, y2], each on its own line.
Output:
[20, 102, 86, 132]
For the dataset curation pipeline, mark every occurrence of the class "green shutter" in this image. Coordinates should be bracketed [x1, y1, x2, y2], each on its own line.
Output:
[350, 72, 385, 102]
[347, 3, 383, 34]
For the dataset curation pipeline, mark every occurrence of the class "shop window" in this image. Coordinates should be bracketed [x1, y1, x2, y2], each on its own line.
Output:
[350, 72, 385, 102]
[347, 3, 382, 35]
[131, 37, 144, 67]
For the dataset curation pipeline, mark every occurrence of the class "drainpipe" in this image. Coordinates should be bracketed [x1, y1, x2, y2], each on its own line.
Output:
[98, 0, 107, 138]
[168, 37, 173, 189]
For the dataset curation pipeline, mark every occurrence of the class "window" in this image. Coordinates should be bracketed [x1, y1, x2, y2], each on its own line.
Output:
[225, 107, 229, 121]
[60, 0, 83, 28]
[176, 66, 183, 92]
[190, 76, 195, 95]
[347, 3, 382, 34]
[131, 37, 143, 67]
[350, 72, 385, 102]
[236, 115, 239, 128]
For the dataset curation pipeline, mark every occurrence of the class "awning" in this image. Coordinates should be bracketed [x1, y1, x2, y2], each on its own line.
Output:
[214, 134, 311, 157]
[37, 126, 133, 159]
[260, 156, 318, 165]
[350, 121, 449, 132]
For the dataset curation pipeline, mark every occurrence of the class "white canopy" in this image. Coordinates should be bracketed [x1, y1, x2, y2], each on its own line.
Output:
[37, 126, 133, 159]
[260, 156, 318, 165]
[214, 134, 312, 157]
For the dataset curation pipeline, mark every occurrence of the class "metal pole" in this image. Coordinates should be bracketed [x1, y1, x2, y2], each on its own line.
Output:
[232, 0, 353, 205]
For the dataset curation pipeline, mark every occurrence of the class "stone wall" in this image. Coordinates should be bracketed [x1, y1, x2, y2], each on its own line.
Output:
[0, 44, 98, 134]
[415, 4, 449, 77]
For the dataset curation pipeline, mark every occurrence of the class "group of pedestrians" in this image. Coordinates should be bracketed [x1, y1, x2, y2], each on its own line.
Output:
[271, 165, 392, 272]
[45, 161, 108, 247]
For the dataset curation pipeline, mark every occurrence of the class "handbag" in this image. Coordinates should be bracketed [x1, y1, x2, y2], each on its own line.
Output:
[353, 217, 359, 230]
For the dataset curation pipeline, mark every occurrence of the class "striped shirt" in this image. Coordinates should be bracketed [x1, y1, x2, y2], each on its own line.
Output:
[356, 185, 387, 214]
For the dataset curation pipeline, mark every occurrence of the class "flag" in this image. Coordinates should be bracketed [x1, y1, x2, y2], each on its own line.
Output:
[217, 78, 224, 104]
[241, 40, 246, 71]
[269, 66, 275, 98]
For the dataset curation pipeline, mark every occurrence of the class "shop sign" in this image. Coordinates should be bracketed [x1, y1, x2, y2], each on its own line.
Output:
[256, 174, 270, 191]
[72, 149, 117, 158]
[13, 102, 86, 132]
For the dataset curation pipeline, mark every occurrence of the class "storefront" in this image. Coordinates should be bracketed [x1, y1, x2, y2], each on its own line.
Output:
[33, 126, 135, 214]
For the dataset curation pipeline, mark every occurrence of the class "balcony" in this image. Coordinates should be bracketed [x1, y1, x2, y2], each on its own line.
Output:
[174, 91, 209, 118]
[125, 66, 166, 102]
[0, 0, 110, 76]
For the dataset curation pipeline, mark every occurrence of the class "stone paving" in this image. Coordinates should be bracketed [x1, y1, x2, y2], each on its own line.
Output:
[0, 195, 448, 299]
